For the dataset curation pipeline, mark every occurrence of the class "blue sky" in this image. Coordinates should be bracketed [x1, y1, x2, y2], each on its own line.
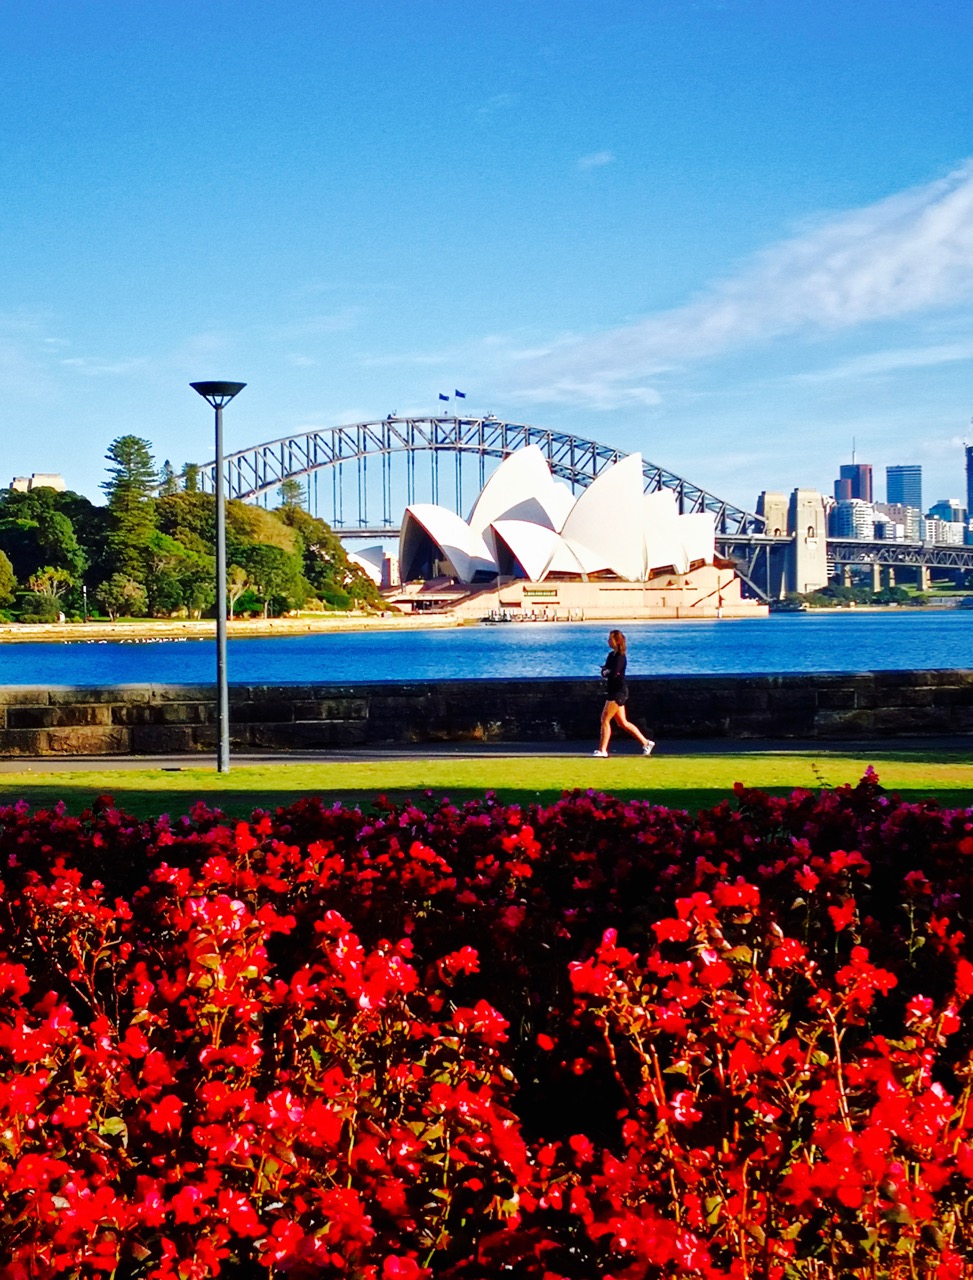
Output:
[4, 0, 973, 513]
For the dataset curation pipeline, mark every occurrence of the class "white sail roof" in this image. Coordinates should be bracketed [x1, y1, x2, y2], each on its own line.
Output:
[643, 489, 690, 575]
[678, 511, 716, 566]
[347, 545, 385, 585]
[559, 452, 646, 581]
[399, 504, 497, 583]
[468, 445, 575, 537]
[490, 520, 564, 582]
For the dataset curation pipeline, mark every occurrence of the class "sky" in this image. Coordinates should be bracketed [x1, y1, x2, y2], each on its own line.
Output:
[4, 0, 973, 515]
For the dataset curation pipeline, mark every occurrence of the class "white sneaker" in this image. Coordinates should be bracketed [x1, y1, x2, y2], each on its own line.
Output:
[642, 741, 656, 756]
[592, 749, 608, 757]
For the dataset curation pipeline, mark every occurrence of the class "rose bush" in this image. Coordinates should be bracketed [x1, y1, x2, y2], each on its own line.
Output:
[0, 772, 971, 1276]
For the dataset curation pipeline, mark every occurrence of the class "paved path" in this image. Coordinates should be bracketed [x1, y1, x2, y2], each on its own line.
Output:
[0, 737, 964, 773]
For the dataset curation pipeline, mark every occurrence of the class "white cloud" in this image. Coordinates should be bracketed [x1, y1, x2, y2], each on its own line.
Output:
[577, 150, 615, 171]
[60, 356, 148, 376]
[519, 379, 661, 410]
[476, 93, 517, 120]
[515, 160, 973, 402]
[793, 338, 973, 383]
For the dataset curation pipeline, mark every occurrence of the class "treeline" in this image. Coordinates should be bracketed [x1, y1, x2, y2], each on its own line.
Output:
[774, 583, 929, 611]
[0, 436, 384, 622]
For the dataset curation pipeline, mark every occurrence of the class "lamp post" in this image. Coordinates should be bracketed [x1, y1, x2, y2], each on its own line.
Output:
[190, 380, 246, 773]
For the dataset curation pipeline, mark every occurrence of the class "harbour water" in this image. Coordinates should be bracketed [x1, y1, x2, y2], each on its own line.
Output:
[0, 610, 970, 686]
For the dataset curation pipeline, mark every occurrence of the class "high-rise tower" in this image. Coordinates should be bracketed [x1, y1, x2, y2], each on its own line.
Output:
[886, 464, 922, 511]
[836, 463, 873, 503]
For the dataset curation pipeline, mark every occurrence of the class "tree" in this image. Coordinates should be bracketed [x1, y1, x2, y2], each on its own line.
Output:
[181, 565, 216, 619]
[0, 490, 87, 583]
[17, 592, 60, 623]
[240, 544, 305, 618]
[275, 505, 384, 610]
[95, 574, 148, 621]
[27, 568, 73, 600]
[227, 564, 252, 620]
[277, 477, 304, 508]
[102, 435, 157, 505]
[158, 460, 180, 497]
[182, 462, 200, 493]
[37, 510, 86, 579]
[0, 549, 16, 607]
[157, 492, 214, 555]
[102, 436, 158, 578]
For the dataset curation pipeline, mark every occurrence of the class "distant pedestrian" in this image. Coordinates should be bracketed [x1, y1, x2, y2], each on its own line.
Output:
[593, 629, 655, 757]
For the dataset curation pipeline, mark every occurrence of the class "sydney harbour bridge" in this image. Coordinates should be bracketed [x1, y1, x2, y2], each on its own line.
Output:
[198, 415, 973, 601]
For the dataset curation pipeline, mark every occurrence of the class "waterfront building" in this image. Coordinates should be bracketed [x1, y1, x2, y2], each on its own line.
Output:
[8, 472, 66, 493]
[886, 464, 922, 511]
[967, 444, 973, 523]
[390, 445, 765, 618]
[830, 499, 876, 539]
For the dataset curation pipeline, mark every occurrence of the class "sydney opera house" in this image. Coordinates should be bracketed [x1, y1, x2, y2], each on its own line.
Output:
[378, 446, 764, 619]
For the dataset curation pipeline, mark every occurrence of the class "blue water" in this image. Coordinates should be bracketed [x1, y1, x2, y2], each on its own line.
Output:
[0, 611, 970, 686]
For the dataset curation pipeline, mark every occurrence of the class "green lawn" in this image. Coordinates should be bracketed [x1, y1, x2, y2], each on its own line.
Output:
[0, 749, 969, 817]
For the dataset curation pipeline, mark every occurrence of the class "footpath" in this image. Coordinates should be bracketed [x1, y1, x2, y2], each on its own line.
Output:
[0, 736, 964, 773]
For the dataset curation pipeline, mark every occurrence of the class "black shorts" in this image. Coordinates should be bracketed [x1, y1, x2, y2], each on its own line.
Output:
[606, 684, 629, 706]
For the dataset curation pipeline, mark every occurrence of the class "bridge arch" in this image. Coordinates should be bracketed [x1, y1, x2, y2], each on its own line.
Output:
[199, 415, 765, 537]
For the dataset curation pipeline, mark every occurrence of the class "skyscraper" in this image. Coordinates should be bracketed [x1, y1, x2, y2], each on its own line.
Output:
[836, 463, 873, 503]
[966, 444, 973, 520]
[886, 464, 922, 511]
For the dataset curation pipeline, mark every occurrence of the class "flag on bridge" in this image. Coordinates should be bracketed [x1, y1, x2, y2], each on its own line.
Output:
[454, 389, 466, 398]
[438, 393, 450, 402]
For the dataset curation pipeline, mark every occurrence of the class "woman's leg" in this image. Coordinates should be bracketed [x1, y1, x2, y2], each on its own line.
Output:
[598, 702, 618, 753]
[615, 704, 651, 748]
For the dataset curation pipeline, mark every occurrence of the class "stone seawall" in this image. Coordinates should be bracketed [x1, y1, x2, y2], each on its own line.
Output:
[0, 672, 969, 755]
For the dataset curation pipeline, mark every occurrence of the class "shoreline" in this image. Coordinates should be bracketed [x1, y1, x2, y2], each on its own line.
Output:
[0, 613, 467, 644]
[0, 601, 966, 644]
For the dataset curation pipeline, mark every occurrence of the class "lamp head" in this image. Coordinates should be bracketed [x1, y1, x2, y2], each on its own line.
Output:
[190, 381, 246, 409]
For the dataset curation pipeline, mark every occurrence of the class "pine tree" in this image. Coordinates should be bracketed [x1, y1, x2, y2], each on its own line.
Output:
[101, 435, 158, 578]
[158, 460, 180, 496]
[277, 477, 304, 508]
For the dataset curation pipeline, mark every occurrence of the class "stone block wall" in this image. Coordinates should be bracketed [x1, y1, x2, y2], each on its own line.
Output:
[0, 672, 969, 755]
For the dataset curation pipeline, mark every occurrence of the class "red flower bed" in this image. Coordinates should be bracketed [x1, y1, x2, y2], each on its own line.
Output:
[1, 772, 972, 1277]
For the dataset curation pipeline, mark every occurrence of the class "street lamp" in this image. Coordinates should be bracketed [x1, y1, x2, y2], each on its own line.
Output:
[190, 380, 246, 773]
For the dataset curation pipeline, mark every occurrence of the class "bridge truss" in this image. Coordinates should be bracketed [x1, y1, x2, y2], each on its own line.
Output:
[199, 416, 766, 538]
[828, 539, 973, 572]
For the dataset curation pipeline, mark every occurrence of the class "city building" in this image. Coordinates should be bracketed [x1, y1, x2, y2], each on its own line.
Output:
[388, 445, 765, 618]
[923, 516, 965, 546]
[9, 473, 66, 493]
[927, 497, 967, 524]
[873, 515, 905, 542]
[877, 503, 920, 542]
[834, 462, 873, 504]
[830, 499, 876, 540]
[886, 464, 922, 511]
[966, 444, 973, 523]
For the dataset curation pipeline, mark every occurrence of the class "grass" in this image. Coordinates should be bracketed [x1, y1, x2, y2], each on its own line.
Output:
[0, 749, 969, 818]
